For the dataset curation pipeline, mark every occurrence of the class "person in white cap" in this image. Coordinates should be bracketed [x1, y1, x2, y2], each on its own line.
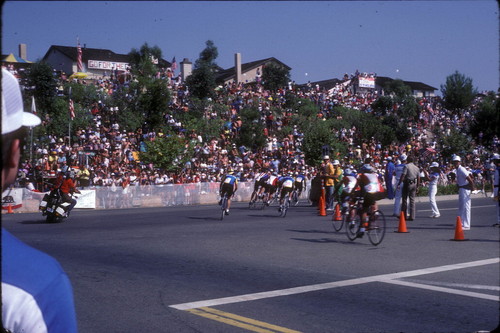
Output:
[1, 68, 78, 332]
[321, 155, 335, 210]
[452, 155, 475, 230]
[393, 154, 407, 216]
[424, 162, 441, 218]
[491, 153, 500, 226]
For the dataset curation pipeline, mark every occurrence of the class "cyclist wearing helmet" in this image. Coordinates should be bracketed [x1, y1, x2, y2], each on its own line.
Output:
[264, 171, 280, 205]
[294, 170, 307, 199]
[278, 173, 295, 212]
[340, 168, 358, 212]
[354, 163, 385, 237]
[250, 168, 270, 205]
[60, 171, 81, 216]
[220, 168, 238, 215]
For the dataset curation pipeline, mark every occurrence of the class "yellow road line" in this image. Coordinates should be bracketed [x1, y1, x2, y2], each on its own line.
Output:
[186, 307, 302, 333]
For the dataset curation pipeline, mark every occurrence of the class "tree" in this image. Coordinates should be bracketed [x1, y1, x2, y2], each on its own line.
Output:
[128, 43, 163, 78]
[469, 92, 500, 145]
[185, 40, 219, 100]
[140, 136, 193, 173]
[236, 106, 266, 150]
[262, 62, 290, 92]
[301, 119, 347, 166]
[440, 128, 471, 160]
[24, 61, 58, 119]
[440, 71, 477, 112]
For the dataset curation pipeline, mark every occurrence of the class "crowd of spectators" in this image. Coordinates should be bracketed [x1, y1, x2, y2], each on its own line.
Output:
[5, 65, 499, 194]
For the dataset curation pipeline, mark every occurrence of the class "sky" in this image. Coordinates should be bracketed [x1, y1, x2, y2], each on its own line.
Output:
[2, 1, 498, 94]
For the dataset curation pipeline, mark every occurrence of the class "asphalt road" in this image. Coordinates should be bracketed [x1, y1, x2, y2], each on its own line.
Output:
[2, 197, 499, 333]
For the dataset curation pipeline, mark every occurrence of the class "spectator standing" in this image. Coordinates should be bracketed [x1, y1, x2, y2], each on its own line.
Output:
[393, 155, 406, 217]
[1, 68, 78, 333]
[453, 155, 475, 230]
[384, 157, 395, 199]
[321, 155, 335, 210]
[425, 162, 441, 218]
[398, 156, 420, 221]
[492, 153, 500, 226]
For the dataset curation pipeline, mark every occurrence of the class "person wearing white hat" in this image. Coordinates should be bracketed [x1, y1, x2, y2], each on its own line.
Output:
[452, 155, 475, 230]
[424, 162, 441, 218]
[1, 68, 78, 332]
[491, 153, 500, 226]
[392, 155, 407, 216]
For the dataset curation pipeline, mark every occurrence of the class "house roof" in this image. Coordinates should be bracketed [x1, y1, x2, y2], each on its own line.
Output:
[374, 76, 437, 91]
[216, 57, 291, 82]
[296, 78, 343, 91]
[42, 45, 171, 67]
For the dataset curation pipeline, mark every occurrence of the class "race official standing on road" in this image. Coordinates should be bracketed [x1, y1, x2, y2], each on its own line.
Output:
[1, 68, 78, 333]
[453, 155, 475, 230]
[424, 162, 441, 218]
[490, 153, 500, 226]
[393, 155, 406, 217]
[398, 156, 420, 221]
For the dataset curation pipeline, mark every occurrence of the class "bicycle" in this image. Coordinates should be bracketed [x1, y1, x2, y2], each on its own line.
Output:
[332, 201, 345, 232]
[219, 193, 229, 220]
[291, 189, 299, 206]
[345, 197, 386, 246]
[279, 195, 291, 218]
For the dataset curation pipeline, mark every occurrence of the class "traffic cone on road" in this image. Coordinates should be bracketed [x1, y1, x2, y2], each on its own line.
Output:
[332, 203, 342, 221]
[451, 216, 468, 241]
[318, 190, 327, 216]
[6, 204, 14, 214]
[395, 211, 409, 233]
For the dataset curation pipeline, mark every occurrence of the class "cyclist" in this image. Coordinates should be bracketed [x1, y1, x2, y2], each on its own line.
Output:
[340, 168, 358, 213]
[294, 170, 307, 201]
[250, 168, 270, 204]
[353, 164, 385, 238]
[278, 173, 295, 212]
[60, 171, 81, 217]
[219, 168, 238, 215]
[264, 171, 280, 205]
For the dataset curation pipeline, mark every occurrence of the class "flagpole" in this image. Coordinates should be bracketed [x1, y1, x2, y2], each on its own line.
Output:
[30, 96, 36, 171]
[68, 86, 72, 147]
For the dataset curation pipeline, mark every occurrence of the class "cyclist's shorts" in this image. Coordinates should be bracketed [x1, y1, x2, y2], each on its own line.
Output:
[294, 182, 303, 192]
[280, 187, 293, 198]
[363, 192, 384, 208]
[254, 179, 266, 191]
[221, 183, 235, 197]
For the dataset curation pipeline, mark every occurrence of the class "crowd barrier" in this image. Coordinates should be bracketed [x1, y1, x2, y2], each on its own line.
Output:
[1, 181, 311, 214]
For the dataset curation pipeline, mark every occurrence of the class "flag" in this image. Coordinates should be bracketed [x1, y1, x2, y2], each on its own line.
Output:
[171, 56, 177, 71]
[69, 99, 75, 120]
[77, 42, 83, 72]
[31, 96, 37, 115]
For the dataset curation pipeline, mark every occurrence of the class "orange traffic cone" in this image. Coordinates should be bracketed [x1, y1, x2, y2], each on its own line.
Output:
[332, 203, 342, 221]
[451, 216, 468, 241]
[318, 190, 327, 216]
[395, 211, 409, 233]
[6, 204, 14, 214]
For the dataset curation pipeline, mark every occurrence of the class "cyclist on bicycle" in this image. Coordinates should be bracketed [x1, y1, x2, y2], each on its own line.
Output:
[294, 170, 307, 199]
[264, 171, 280, 205]
[250, 168, 270, 204]
[220, 169, 238, 215]
[278, 173, 295, 212]
[353, 164, 385, 238]
[340, 168, 358, 213]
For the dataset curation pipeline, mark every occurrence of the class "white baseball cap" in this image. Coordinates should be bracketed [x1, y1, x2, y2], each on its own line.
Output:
[323, 155, 330, 160]
[452, 155, 461, 162]
[332, 159, 340, 165]
[2, 68, 41, 135]
[430, 162, 439, 168]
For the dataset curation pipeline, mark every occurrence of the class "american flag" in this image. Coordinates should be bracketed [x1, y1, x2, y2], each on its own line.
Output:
[171, 57, 177, 71]
[77, 42, 83, 72]
[31, 96, 37, 115]
[69, 99, 75, 120]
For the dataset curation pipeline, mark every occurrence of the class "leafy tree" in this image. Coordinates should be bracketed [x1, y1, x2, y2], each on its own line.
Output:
[262, 62, 290, 92]
[185, 40, 219, 100]
[440, 71, 477, 112]
[440, 128, 471, 160]
[24, 61, 58, 118]
[301, 119, 347, 166]
[140, 135, 193, 172]
[128, 43, 163, 78]
[469, 92, 500, 145]
[236, 106, 266, 150]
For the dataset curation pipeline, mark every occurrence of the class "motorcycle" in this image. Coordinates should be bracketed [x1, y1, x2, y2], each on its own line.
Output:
[39, 189, 77, 223]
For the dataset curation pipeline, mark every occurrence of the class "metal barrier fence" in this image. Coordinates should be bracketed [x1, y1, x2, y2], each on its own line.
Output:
[2, 181, 311, 213]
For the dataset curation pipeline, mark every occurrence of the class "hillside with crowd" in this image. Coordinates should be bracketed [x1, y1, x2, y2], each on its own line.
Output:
[4, 62, 499, 194]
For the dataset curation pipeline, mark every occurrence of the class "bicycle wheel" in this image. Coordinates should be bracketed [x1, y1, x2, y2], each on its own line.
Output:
[332, 203, 344, 232]
[220, 196, 227, 220]
[367, 210, 386, 246]
[292, 191, 299, 206]
[346, 209, 361, 241]
[281, 198, 289, 218]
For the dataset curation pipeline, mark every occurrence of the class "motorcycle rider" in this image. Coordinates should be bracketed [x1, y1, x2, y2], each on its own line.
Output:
[60, 171, 81, 216]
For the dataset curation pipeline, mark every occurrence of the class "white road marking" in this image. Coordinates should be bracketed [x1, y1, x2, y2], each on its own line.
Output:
[170, 258, 499, 310]
[383, 279, 499, 301]
[402, 279, 500, 291]
[419, 205, 495, 213]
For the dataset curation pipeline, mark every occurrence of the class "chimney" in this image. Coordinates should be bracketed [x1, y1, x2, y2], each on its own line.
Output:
[235, 53, 242, 84]
[181, 58, 192, 81]
[19, 44, 27, 60]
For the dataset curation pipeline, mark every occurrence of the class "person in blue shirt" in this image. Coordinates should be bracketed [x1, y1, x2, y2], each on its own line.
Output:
[219, 168, 238, 215]
[278, 173, 295, 211]
[2, 68, 78, 332]
[294, 171, 307, 201]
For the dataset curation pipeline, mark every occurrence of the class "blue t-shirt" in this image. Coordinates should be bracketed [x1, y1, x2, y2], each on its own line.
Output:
[2, 228, 78, 333]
